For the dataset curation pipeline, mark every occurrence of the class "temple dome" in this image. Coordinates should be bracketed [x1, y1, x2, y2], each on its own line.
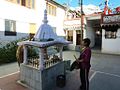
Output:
[17, 10, 71, 47]
[34, 10, 57, 41]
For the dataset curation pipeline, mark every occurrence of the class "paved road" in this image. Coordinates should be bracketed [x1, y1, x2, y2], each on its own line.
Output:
[63, 51, 120, 90]
[90, 53, 120, 90]
[0, 72, 28, 90]
[0, 51, 120, 90]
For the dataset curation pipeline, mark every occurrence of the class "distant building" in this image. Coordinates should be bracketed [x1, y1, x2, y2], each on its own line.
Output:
[64, 8, 102, 50]
[64, 7, 120, 55]
[0, 0, 66, 46]
[64, 10, 81, 50]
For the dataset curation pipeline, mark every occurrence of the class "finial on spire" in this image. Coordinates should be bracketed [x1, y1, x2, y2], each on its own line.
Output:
[42, 9, 48, 24]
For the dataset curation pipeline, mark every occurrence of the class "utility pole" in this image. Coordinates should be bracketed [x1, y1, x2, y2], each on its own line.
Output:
[78, 0, 83, 44]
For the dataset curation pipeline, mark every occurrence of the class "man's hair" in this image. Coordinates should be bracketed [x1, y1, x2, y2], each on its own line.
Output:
[83, 38, 91, 47]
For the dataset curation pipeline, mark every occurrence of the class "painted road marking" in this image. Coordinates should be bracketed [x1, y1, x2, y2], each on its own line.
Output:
[89, 70, 120, 82]
[96, 71, 120, 78]
[89, 71, 97, 81]
[89, 70, 120, 81]
[0, 71, 19, 79]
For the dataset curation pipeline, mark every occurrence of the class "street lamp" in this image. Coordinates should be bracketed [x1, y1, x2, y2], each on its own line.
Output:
[78, 0, 83, 44]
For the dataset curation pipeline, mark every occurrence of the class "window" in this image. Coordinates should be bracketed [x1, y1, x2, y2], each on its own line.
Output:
[50, 5, 52, 15]
[6, 0, 16, 3]
[52, 27, 56, 34]
[27, 0, 31, 8]
[5, 19, 16, 36]
[47, 3, 56, 16]
[105, 31, 117, 39]
[26, 0, 35, 9]
[32, 0, 35, 9]
[21, 0, 26, 6]
[6, 0, 35, 9]
[17, 0, 20, 4]
[105, 28, 118, 39]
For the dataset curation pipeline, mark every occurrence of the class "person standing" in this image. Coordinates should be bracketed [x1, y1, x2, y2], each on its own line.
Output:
[76, 38, 91, 90]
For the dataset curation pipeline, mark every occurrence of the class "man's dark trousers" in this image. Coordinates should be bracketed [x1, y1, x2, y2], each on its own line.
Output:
[80, 68, 90, 90]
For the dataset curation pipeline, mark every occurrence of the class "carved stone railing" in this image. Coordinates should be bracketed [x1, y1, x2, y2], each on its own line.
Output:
[28, 57, 39, 68]
[28, 57, 62, 69]
[44, 59, 61, 68]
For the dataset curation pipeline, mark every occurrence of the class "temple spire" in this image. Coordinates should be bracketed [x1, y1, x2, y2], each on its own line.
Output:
[42, 9, 48, 24]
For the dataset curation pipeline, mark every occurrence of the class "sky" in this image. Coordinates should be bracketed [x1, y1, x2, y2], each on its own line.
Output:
[56, 0, 120, 9]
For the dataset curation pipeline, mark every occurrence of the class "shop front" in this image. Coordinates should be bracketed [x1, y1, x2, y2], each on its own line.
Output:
[64, 25, 81, 50]
[101, 14, 120, 54]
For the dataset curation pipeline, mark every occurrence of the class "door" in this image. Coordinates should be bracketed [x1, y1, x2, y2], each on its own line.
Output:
[76, 30, 81, 45]
[76, 34, 81, 45]
[21, 0, 26, 6]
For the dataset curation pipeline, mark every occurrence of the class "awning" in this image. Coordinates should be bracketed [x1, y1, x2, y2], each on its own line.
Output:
[101, 23, 120, 29]
[64, 26, 81, 30]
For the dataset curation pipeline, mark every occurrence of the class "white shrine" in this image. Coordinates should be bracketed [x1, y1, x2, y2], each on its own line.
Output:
[17, 9, 70, 90]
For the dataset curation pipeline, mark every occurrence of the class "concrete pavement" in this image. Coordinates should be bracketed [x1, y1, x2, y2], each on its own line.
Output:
[0, 72, 28, 90]
[0, 50, 120, 90]
[0, 62, 19, 77]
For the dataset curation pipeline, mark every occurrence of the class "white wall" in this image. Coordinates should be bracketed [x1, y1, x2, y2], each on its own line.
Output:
[102, 28, 120, 54]
[84, 26, 95, 47]
[48, 7, 66, 36]
[84, 17, 95, 47]
[35, 0, 45, 30]
[0, 1, 37, 23]
[86, 15, 101, 20]
[64, 19, 81, 25]
[56, 7, 66, 36]
[73, 30, 77, 45]
[0, 0, 39, 44]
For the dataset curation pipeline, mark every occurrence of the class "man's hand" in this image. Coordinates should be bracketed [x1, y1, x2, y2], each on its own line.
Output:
[76, 59, 83, 63]
[76, 59, 80, 63]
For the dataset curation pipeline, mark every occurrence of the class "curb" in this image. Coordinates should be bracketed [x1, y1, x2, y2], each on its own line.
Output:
[92, 50, 120, 56]
[17, 80, 29, 88]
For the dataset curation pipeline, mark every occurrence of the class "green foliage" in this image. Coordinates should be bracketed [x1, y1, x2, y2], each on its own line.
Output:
[0, 40, 18, 64]
[0, 36, 38, 65]
[27, 46, 38, 58]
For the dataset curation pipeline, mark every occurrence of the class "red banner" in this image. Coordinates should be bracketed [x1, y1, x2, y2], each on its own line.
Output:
[116, 7, 120, 13]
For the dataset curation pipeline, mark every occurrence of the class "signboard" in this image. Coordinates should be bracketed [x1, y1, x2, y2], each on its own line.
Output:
[102, 14, 120, 23]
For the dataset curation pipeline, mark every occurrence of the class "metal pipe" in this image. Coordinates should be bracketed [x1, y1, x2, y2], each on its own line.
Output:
[79, 0, 83, 44]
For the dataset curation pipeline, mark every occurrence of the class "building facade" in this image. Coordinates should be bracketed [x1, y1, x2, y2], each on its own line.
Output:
[46, 0, 66, 37]
[64, 9, 102, 50]
[64, 10, 81, 50]
[0, 0, 37, 46]
[64, 7, 120, 55]
[0, 0, 66, 46]
[101, 14, 120, 54]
